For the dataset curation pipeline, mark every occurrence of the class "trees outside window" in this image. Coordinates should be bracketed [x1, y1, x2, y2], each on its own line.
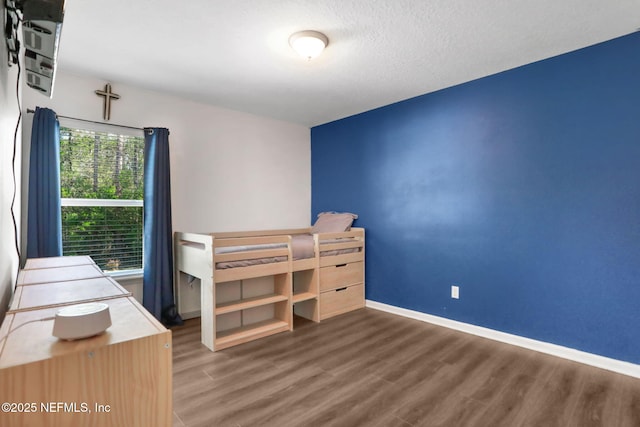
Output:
[59, 125, 144, 273]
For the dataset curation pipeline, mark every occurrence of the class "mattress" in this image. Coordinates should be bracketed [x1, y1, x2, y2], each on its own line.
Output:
[214, 234, 359, 270]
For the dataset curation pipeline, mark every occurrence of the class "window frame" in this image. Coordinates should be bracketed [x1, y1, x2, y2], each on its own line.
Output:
[58, 119, 145, 277]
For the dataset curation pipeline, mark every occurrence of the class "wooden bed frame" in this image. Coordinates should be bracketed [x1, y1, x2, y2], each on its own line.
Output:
[174, 227, 365, 351]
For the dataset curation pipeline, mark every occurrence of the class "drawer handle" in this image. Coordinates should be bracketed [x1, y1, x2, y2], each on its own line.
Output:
[335, 287, 347, 292]
[335, 264, 347, 268]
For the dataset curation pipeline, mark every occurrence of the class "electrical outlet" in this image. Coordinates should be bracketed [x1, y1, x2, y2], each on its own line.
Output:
[451, 285, 459, 299]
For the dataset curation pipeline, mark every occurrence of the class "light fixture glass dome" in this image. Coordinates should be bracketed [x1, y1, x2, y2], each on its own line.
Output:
[289, 30, 329, 60]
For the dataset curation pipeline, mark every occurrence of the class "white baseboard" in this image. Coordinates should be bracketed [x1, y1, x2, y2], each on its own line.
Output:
[366, 300, 640, 379]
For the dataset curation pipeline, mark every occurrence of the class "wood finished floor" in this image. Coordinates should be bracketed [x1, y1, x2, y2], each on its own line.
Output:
[171, 309, 640, 427]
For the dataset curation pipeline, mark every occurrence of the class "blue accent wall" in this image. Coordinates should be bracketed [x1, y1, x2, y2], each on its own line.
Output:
[311, 32, 640, 364]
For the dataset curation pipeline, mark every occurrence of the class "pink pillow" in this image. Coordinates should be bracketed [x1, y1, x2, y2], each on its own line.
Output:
[311, 212, 358, 234]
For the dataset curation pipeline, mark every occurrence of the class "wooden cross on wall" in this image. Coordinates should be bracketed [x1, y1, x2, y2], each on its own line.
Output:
[95, 83, 120, 121]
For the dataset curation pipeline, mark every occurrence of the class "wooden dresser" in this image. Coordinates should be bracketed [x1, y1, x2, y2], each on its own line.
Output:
[319, 247, 365, 320]
[0, 257, 172, 427]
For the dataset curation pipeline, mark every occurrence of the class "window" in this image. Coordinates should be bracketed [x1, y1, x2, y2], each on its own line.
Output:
[59, 123, 144, 274]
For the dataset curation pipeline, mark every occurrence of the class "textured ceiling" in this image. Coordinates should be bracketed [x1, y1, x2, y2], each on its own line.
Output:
[57, 0, 639, 127]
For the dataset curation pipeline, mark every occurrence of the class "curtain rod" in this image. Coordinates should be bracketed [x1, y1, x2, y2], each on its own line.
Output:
[26, 108, 145, 132]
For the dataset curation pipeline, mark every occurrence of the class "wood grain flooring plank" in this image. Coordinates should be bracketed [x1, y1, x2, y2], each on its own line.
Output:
[324, 325, 450, 386]
[393, 346, 494, 425]
[472, 372, 537, 427]
[372, 413, 414, 427]
[174, 360, 290, 424]
[173, 348, 230, 376]
[369, 324, 447, 367]
[569, 377, 613, 427]
[515, 363, 582, 427]
[623, 374, 640, 426]
[377, 332, 459, 386]
[465, 345, 553, 407]
[421, 395, 487, 427]
[286, 373, 403, 427]
[200, 364, 331, 427]
[173, 364, 216, 398]
[312, 319, 419, 376]
[242, 370, 395, 427]
[620, 383, 640, 427]
[590, 369, 640, 427]
[233, 368, 339, 426]
[170, 309, 640, 427]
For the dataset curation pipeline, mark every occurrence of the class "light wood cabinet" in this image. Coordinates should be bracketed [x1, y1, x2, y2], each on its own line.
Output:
[319, 262, 364, 292]
[320, 283, 365, 319]
[319, 261, 365, 321]
[0, 257, 172, 427]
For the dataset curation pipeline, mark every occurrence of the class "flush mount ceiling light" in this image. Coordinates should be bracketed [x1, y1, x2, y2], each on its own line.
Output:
[289, 30, 329, 60]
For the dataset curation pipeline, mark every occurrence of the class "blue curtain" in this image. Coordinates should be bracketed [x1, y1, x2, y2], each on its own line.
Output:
[143, 128, 183, 326]
[27, 107, 62, 258]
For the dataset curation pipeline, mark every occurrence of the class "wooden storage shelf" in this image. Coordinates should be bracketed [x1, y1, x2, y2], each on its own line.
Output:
[292, 268, 319, 316]
[215, 319, 290, 350]
[292, 291, 317, 303]
[216, 293, 289, 315]
[213, 273, 292, 350]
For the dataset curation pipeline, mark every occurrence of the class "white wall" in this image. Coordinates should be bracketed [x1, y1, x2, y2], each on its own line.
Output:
[0, 2, 22, 320]
[22, 70, 311, 311]
[23, 70, 311, 232]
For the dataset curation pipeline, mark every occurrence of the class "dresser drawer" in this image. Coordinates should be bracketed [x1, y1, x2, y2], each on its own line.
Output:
[319, 262, 363, 292]
[320, 284, 364, 320]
